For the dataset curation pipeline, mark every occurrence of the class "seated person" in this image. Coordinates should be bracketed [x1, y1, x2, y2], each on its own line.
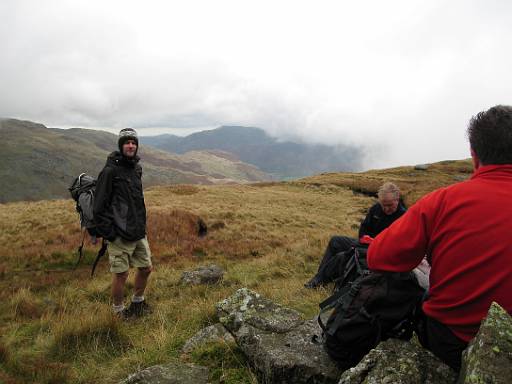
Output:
[367, 105, 512, 371]
[305, 182, 406, 288]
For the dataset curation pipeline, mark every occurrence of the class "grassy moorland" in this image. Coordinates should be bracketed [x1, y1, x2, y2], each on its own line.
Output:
[0, 159, 471, 383]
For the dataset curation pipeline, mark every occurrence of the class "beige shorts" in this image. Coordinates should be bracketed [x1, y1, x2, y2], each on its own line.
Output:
[108, 236, 152, 274]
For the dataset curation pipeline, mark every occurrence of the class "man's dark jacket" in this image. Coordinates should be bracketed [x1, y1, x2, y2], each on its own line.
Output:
[358, 202, 406, 239]
[93, 151, 147, 242]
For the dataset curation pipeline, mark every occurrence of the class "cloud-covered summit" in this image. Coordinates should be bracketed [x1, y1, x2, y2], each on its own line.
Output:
[1, 0, 511, 169]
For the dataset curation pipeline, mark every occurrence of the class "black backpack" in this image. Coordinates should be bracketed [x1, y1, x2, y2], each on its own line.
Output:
[69, 173, 98, 236]
[69, 173, 107, 276]
[317, 248, 425, 370]
[332, 246, 369, 291]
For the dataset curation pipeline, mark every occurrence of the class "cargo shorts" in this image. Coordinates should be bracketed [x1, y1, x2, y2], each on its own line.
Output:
[108, 236, 152, 274]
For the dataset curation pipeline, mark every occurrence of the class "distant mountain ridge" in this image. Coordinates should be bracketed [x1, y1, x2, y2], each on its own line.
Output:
[0, 119, 270, 203]
[141, 126, 362, 179]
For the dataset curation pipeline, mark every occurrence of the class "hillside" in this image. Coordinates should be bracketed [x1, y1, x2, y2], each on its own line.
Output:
[141, 126, 363, 179]
[0, 159, 470, 383]
[0, 119, 270, 203]
[296, 158, 473, 206]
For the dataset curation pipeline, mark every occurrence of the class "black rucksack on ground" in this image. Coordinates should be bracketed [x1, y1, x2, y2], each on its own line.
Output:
[69, 173, 107, 276]
[317, 247, 425, 370]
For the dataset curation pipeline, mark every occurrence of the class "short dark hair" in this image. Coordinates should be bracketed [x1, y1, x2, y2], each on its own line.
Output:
[467, 105, 512, 165]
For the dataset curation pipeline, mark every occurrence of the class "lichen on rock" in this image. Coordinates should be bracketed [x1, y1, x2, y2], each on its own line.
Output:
[458, 302, 512, 384]
[216, 288, 304, 334]
[119, 362, 209, 384]
[338, 338, 455, 384]
[181, 323, 235, 354]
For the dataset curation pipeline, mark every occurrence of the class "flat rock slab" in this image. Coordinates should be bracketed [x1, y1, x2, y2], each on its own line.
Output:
[217, 289, 341, 384]
[180, 264, 224, 285]
[339, 338, 456, 384]
[216, 288, 304, 334]
[181, 323, 235, 354]
[237, 319, 342, 384]
[119, 362, 209, 384]
[458, 302, 512, 384]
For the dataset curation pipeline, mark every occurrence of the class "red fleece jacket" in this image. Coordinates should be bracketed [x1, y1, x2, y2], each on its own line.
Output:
[367, 165, 512, 342]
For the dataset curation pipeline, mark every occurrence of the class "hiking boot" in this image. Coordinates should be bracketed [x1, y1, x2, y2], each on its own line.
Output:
[124, 300, 153, 318]
[304, 276, 323, 289]
[114, 308, 131, 321]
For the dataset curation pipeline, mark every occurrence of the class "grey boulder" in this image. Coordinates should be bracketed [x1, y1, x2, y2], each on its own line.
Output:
[180, 264, 224, 285]
[216, 288, 304, 334]
[237, 318, 342, 384]
[458, 302, 512, 384]
[119, 362, 209, 384]
[181, 323, 235, 354]
[216, 288, 342, 383]
[338, 338, 456, 384]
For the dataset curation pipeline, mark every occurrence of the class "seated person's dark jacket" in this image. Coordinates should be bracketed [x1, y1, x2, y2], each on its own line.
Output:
[306, 201, 407, 287]
[359, 201, 407, 239]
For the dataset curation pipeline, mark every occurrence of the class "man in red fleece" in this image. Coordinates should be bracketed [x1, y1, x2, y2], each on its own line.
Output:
[367, 105, 512, 371]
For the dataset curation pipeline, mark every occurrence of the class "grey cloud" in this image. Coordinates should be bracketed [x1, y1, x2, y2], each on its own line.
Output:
[1, 0, 512, 169]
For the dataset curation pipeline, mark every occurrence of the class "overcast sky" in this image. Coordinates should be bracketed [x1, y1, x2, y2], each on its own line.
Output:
[1, 0, 511, 169]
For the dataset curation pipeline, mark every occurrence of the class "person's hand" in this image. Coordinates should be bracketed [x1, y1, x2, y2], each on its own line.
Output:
[359, 235, 374, 244]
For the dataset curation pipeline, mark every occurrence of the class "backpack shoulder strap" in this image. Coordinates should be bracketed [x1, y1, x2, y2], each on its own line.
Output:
[74, 230, 87, 269]
[91, 239, 108, 277]
[318, 279, 361, 332]
[323, 280, 364, 336]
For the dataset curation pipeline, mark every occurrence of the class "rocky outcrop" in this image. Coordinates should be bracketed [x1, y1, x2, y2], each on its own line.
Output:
[181, 323, 235, 354]
[119, 362, 209, 384]
[214, 290, 512, 384]
[237, 318, 342, 384]
[338, 338, 456, 384]
[216, 288, 304, 335]
[216, 288, 342, 383]
[458, 302, 512, 384]
[180, 264, 224, 286]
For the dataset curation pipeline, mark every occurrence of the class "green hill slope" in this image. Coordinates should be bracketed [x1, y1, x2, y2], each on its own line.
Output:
[0, 119, 270, 202]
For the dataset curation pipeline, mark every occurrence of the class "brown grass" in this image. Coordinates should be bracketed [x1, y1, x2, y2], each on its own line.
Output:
[0, 160, 468, 383]
[50, 309, 131, 360]
[0, 341, 9, 363]
[10, 288, 43, 319]
[297, 158, 472, 206]
[161, 184, 201, 195]
[3, 354, 73, 384]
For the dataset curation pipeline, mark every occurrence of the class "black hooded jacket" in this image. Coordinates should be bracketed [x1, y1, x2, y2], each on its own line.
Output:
[93, 151, 147, 242]
[358, 202, 406, 239]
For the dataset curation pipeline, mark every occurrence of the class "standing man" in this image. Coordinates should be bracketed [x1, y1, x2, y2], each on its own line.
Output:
[368, 105, 512, 371]
[94, 128, 153, 318]
[305, 182, 406, 288]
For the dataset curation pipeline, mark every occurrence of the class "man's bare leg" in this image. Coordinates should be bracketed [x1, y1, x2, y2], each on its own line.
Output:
[133, 267, 152, 298]
[112, 271, 129, 306]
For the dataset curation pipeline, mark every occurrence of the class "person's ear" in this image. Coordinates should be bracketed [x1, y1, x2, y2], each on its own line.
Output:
[470, 148, 481, 170]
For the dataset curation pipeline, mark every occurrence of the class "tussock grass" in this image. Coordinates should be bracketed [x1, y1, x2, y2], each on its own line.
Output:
[0, 340, 9, 363]
[0, 162, 466, 382]
[50, 308, 131, 360]
[10, 288, 44, 320]
[162, 184, 201, 195]
[8, 358, 73, 384]
[190, 342, 257, 384]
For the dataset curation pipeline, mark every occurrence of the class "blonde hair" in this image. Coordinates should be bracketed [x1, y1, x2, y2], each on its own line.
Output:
[378, 182, 400, 200]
